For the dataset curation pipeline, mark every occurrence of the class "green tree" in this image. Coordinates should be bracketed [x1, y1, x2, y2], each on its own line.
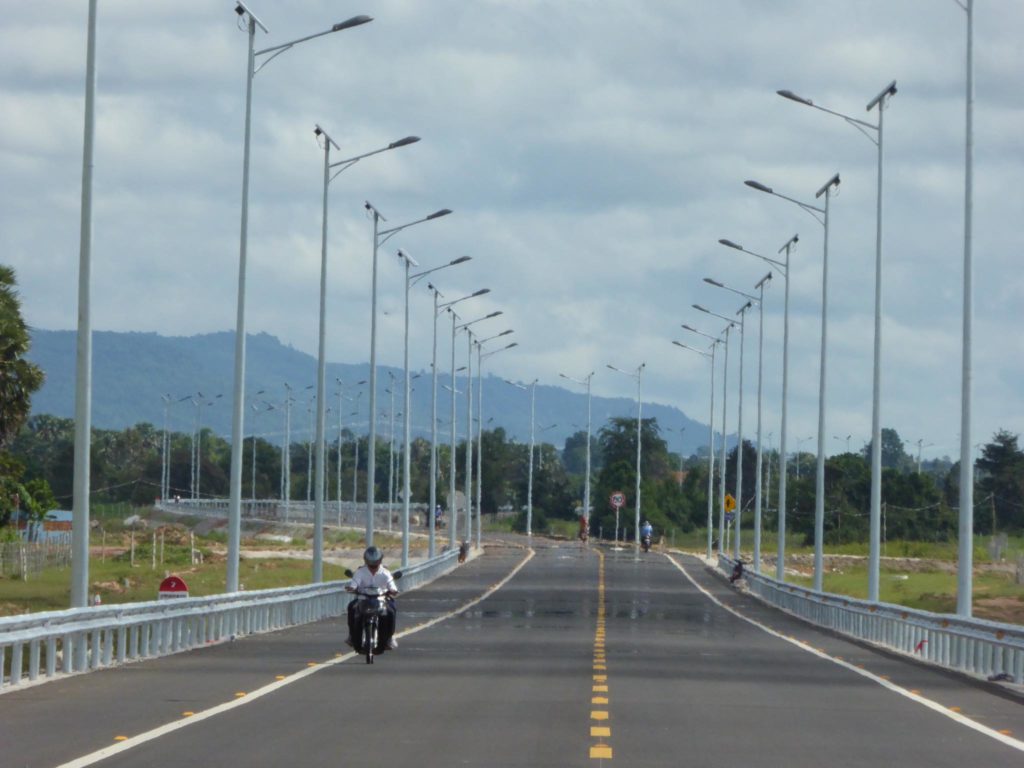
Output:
[592, 417, 680, 538]
[0, 266, 45, 450]
[976, 430, 1024, 532]
[861, 427, 912, 472]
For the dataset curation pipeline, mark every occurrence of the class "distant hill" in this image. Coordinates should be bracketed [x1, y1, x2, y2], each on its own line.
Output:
[26, 329, 721, 453]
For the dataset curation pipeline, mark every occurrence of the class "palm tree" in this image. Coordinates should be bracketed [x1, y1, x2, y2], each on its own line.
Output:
[0, 266, 45, 450]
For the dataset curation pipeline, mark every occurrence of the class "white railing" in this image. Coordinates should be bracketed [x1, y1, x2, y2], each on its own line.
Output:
[718, 555, 1024, 684]
[156, 498, 430, 529]
[0, 547, 462, 693]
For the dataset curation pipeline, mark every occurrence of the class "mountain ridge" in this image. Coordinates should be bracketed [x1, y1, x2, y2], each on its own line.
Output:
[26, 329, 722, 453]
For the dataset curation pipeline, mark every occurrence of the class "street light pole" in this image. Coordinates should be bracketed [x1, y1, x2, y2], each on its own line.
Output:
[705, 276, 772, 568]
[672, 340, 718, 559]
[454, 311, 502, 541]
[720, 235, 796, 579]
[778, 80, 895, 599]
[607, 363, 645, 557]
[399, 253, 472, 565]
[431, 288, 489, 557]
[745, 174, 840, 591]
[310, 127, 418, 581]
[559, 372, 595, 533]
[697, 298, 752, 560]
[477, 337, 517, 549]
[70, 0, 98, 611]
[364, 203, 452, 547]
[228, 4, 372, 593]
[956, 0, 976, 618]
[753, 270, 770, 573]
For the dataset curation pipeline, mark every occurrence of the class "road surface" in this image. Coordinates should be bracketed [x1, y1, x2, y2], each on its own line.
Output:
[3, 539, 1022, 766]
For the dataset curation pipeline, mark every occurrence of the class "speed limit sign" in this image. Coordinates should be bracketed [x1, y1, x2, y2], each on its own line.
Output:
[609, 492, 626, 509]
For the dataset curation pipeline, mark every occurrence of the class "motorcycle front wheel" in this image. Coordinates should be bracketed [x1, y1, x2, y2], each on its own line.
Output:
[364, 618, 376, 664]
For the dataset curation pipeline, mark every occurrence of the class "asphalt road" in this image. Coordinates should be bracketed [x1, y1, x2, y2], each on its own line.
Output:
[2, 539, 1022, 767]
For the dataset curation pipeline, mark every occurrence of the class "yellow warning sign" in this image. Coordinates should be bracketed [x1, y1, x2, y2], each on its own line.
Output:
[724, 494, 736, 512]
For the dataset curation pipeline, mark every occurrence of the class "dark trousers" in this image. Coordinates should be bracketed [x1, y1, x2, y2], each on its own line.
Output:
[347, 597, 397, 650]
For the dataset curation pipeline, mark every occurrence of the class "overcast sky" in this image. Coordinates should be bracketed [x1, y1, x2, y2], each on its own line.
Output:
[2, 0, 1022, 461]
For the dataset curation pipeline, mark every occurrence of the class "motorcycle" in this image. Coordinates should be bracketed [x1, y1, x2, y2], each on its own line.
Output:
[344, 569, 402, 665]
[641, 534, 652, 553]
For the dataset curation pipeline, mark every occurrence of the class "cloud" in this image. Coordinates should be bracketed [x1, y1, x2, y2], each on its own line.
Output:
[2, 0, 1022, 462]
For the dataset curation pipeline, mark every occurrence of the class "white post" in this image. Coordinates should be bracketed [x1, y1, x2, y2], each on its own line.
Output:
[401, 257, 412, 567]
[868, 93, 889, 602]
[957, 0, 975, 617]
[475, 344, 484, 550]
[734, 306, 748, 561]
[706, 345, 717, 560]
[527, 380, 536, 536]
[813, 179, 839, 592]
[634, 366, 644, 557]
[226, 12, 256, 595]
[719, 327, 730, 555]
[449, 312, 458, 549]
[71, 0, 98, 608]
[311, 130, 332, 583]
[366, 210, 381, 547]
[464, 331, 473, 543]
[428, 291, 440, 557]
[754, 279, 768, 572]
[777, 239, 795, 581]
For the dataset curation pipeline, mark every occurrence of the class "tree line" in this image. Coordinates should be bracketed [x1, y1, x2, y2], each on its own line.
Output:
[5, 408, 1024, 545]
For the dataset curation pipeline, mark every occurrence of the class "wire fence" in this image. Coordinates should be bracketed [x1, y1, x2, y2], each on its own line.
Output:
[0, 535, 73, 580]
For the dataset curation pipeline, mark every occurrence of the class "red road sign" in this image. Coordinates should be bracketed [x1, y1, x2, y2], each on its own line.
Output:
[158, 575, 189, 600]
[609, 492, 626, 509]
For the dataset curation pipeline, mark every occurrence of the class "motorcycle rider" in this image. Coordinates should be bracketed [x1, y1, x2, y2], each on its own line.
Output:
[345, 546, 399, 651]
[640, 519, 653, 551]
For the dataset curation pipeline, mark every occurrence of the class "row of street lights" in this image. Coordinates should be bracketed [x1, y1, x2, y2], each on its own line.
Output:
[670, 5, 974, 617]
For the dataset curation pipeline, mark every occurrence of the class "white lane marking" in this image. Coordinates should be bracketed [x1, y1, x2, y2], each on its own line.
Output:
[666, 554, 1024, 754]
[56, 549, 536, 768]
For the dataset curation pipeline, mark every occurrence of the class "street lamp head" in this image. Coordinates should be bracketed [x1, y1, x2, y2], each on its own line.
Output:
[472, 288, 490, 297]
[504, 342, 518, 350]
[718, 238, 743, 251]
[388, 136, 420, 149]
[427, 208, 453, 220]
[744, 180, 773, 194]
[450, 255, 471, 265]
[498, 329, 514, 337]
[693, 303, 710, 313]
[681, 323, 697, 332]
[397, 248, 420, 267]
[332, 15, 373, 32]
[777, 89, 813, 106]
[703, 277, 724, 288]
[866, 80, 898, 112]
[485, 311, 502, 319]
[815, 173, 841, 199]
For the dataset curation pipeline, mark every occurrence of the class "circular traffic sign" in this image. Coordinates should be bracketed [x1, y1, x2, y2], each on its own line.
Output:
[609, 492, 626, 509]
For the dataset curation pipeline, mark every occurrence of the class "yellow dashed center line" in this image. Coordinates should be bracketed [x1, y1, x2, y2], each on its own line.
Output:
[589, 550, 613, 760]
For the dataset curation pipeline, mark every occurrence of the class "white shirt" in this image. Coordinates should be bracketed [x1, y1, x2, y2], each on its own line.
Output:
[347, 565, 398, 594]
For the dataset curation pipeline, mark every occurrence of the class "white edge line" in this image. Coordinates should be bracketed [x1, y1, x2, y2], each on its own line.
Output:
[665, 554, 1024, 754]
[56, 548, 536, 768]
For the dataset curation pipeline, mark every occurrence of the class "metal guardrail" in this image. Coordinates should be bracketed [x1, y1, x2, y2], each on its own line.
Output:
[717, 554, 1024, 685]
[0, 547, 462, 693]
[155, 498, 430, 529]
